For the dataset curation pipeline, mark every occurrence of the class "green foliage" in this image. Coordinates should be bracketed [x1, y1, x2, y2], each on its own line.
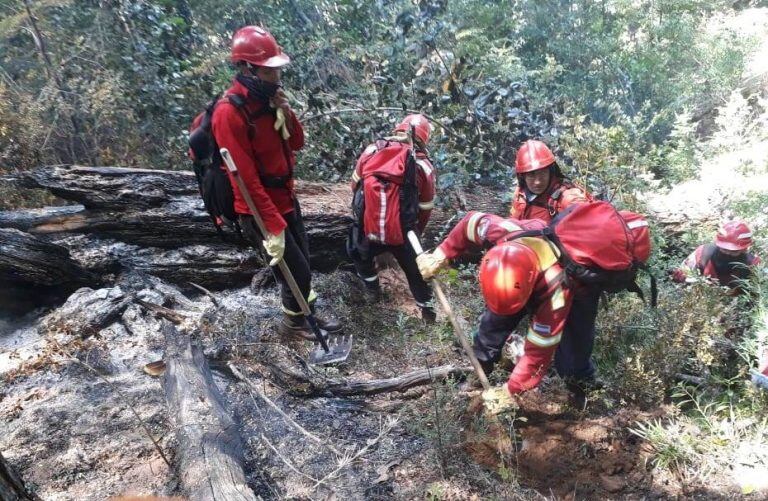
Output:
[1, 0, 759, 206]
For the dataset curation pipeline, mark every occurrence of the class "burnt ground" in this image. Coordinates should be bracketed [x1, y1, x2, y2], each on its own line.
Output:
[0, 263, 752, 500]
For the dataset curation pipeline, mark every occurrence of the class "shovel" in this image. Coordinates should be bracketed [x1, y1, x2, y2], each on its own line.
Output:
[220, 148, 353, 365]
[407, 231, 491, 390]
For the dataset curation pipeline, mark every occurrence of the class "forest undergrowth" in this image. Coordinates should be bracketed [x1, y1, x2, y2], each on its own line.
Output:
[2, 0, 768, 498]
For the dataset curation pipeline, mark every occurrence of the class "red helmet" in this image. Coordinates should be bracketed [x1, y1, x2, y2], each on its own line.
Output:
[515, 140, 556, 174]
[230, 26, 290, 68]
[715, 220, 753, 251]
[395, 114, 432, 145]
[479, 242, 540, 316]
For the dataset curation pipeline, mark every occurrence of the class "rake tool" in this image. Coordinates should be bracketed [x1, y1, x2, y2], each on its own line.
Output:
[220, 148, 352, 365]
[407, 231, 491, 390]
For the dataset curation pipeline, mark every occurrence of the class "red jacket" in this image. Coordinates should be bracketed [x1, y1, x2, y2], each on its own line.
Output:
[211, 79, 305, 235]
[438, 212, 573, 394]
[509, 179, 591, 222]
[351, 142, 437, 234]
[672, 244, 761, 288]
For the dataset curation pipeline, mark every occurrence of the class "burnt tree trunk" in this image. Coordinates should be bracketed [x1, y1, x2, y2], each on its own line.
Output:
[1, 165, 505, 292]
[162, 321, 260, 501]
[0, 451, 42, 501]
[0, 227, 98, 312]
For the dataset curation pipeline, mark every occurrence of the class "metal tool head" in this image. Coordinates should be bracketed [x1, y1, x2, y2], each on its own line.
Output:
[308, 333, 354, 365]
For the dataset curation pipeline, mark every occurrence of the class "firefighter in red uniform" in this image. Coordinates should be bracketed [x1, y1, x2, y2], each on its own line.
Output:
[417, 212, 574, 411]
[672, 220, 761, 291]
[509, 140, 599, 393]
[509, 140, 591, 220]
[212, 26, 340, 339]
[348, 114, 438, 321]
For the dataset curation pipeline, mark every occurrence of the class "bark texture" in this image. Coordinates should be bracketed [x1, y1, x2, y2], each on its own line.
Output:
[162, 321, 260, 501]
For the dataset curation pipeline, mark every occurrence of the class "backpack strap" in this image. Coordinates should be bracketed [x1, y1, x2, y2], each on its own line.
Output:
[220, 94, 293, 190]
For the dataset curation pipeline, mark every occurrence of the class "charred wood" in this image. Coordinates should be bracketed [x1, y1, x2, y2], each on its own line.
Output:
[39, 286, 133, 337]
[0, 228, 95, 287]
[162, 321, 260, 501]
[0, 451, 42, 501]
[254, 344, 470, 397]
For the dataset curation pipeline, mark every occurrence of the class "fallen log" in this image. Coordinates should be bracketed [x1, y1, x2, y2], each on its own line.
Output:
[0, 228, 98, 312]
[0, 451, 42, 501]
[0, 228, 96, 287]
[254, 343, 470, 397]
[40, 285, 133, 337]
[0, 165, 506, 296]
[13, 165, 505, 255]
[320, 365, 470, 396]
[162, 321, 259, 501]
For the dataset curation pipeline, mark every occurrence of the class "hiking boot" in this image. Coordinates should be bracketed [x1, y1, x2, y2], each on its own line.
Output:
[278, 314, 318, 341]
[421, 306, 437, 324]
[278, 313, 343, 341]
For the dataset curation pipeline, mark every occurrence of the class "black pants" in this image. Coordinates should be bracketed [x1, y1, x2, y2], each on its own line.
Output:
[473, 287, 601, 381]
[554, 287, 601, 381]
[350, 241, 432, 308]
[239, 200, 313, 315]
[473, 308, 527, 374]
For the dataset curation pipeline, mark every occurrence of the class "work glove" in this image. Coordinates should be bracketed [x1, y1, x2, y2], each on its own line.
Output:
[272, 90, 291, 140]
[274, 108, 291, 140]
[481, 384, 518, 415]
[416, 247, 447, 280]
[263, 230, 285, 266]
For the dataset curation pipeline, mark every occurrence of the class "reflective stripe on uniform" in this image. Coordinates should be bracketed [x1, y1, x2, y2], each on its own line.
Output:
[500, 221, 522, 232]
[517, 237, 559, 269]
[351, 171, 360, 183]
[526, 327, 562, 347]
[627, 219, 648, 229]
[416, 159, 433, 177]
[282, 289, 318, 315]
[379, 187, 387, 242]
[282, 305, 303, 316]
[419, 200, 435, 210]
[550, 285, 566, 311]
[466, 213, 485, 243]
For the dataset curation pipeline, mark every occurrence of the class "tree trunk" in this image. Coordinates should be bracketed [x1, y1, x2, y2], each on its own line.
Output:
[0, 228, 95, 286]
[1, 165, 505, 292]
[162, 321, 260, 501]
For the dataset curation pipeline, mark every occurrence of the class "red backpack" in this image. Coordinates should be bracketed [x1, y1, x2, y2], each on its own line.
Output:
[350, 140, 420, 246]
[506, 201, 656, 304]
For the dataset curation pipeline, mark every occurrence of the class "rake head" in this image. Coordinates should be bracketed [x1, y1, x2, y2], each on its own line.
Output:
[308, 333, 354, 365]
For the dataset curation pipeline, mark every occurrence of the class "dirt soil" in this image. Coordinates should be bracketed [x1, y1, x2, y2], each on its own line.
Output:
[0, 265, 753, 499]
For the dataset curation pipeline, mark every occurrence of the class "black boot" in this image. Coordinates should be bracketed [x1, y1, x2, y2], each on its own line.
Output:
[421, 306, 437, 324]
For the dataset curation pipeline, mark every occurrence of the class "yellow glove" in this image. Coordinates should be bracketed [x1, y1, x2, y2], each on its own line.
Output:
[274, 108, 291, 140]
[482, 384, 517, 415]
[416, 247, 447, 280]
[263, 230, 285, 266]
